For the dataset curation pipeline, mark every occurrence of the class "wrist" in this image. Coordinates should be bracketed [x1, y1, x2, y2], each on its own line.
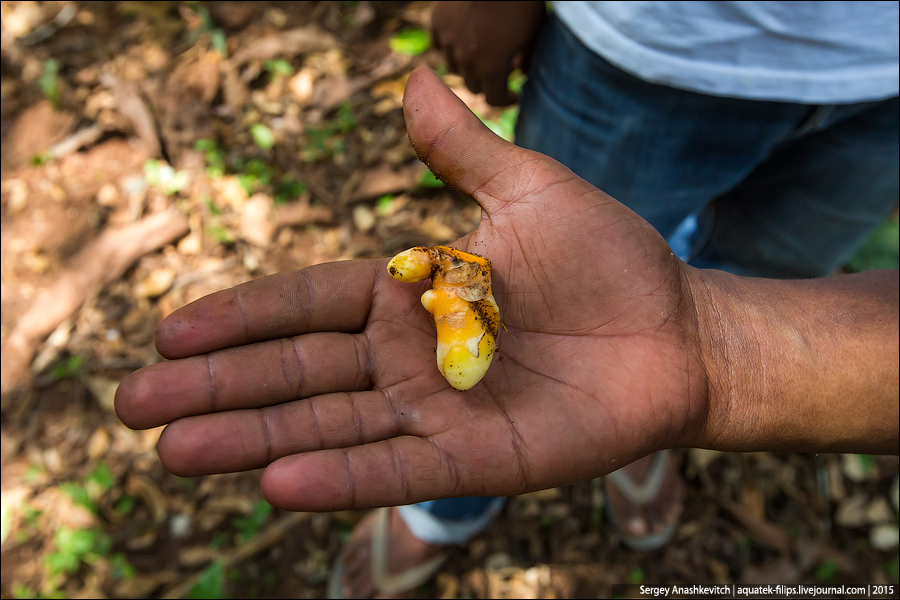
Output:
[684, 268, 899, 454]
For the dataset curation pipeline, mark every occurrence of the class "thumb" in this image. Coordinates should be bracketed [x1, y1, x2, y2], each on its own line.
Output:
[403, 66, 542, 214]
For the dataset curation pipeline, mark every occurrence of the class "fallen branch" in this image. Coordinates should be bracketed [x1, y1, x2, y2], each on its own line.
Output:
[101, 73, 163, 158]
[228, 26, 338, 67]
[46, 124, 105, 160]
[160, 512, 311, 599]
[1, 209, 189, 396]
[716, 497, 793, 554]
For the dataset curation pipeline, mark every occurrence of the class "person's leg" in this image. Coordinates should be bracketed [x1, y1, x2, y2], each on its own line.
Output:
[515, 14, 899, 551]
[515, 13, 814, 239]
[330, 497, 506, 598]
[398, 497, 506, 544]
[516, 13, 847, 550]
[690, 97, 900, 278]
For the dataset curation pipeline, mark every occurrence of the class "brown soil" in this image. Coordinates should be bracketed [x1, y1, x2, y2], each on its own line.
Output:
[1, 2, 897, 598]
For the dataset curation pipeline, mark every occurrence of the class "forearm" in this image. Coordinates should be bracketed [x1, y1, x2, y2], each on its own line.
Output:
[687, 268, 899, 454]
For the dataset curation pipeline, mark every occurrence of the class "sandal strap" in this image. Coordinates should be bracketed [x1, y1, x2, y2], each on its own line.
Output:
[371, 507, 449, 596]
[607, 449, 672, 505]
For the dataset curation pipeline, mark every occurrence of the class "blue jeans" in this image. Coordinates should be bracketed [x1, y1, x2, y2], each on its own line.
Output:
[400, 13, 900, 543]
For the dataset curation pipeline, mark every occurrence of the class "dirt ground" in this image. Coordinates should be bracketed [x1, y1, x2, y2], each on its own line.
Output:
[1, 2, 898, 598]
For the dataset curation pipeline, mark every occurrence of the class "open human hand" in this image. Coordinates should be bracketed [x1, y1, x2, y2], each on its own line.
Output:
[115, 66, 711, 511]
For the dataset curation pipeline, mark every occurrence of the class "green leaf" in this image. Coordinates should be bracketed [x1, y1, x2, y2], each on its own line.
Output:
[335, 101, 358, 132]
[25, 465, 43, 482]
[375, 194, 395, 215]
[234, 500, 273, 543]
[628, 566, 645, 584]
[204, 196, 223, 216]
[30, 152, 52, 166]
[250, 124, 276, 151]
[208, 224, 234, 245]
[815, 558, 839, 581]
[275, 177, 307, 204]
[40, 59, 60, 107]
[52, 355, 84, 381]
[87, 462, 115, 492]
[187, 2, 215, 31]
[23, 504, 42, 526]
[110, 553, 136, 580]
[195, 139, 226, 178]
[845, 217, 899, 272]
[884, 554, 899, 579]
[187, 560, 227, 599]
[143, 159, 190, 195]
[389, 28, 431, 56]
[477, 107, 519, 142]
[508, 69, 527, 94]
[12, 584, 36, 599]
[264, 59, 293, 78]
[47, 527, 108, 575]
[418, 168, 445, 188]
[114, 494, 136, 516]
[237, 173, 259, 196]
[211, 29, 228, 57]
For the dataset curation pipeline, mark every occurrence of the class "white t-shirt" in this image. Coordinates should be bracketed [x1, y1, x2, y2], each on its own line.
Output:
[553, 1, 900, 103]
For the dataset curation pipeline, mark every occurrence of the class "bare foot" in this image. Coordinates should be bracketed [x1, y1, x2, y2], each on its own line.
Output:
[604, 451, 685, 550]
[331, 507, 448, 598]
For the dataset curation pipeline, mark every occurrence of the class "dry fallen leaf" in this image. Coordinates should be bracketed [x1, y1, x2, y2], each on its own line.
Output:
[240, 193, 275, 247]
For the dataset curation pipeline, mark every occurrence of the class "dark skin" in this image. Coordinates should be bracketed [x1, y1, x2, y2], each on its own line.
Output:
[431, 0, 546, 106]
[115, 67, 898, 514]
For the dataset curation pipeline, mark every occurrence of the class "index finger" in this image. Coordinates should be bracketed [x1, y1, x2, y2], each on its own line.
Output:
[155, 259, 382, 359]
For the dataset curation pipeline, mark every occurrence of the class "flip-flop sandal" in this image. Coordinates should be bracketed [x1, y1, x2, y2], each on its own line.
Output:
[328, 507, 450, 599]
[604, 449, 683, 551]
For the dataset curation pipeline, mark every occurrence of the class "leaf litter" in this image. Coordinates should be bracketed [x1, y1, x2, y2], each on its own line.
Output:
[0, 2, 897, 598]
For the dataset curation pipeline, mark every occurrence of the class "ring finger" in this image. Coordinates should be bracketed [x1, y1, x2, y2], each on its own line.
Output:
[155, 389, 403, 476]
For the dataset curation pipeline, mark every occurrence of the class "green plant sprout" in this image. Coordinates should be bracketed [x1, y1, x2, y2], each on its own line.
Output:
[143, 159, 191, 195]
[113, 494, 136, 517]
[418, 168, 444, 188]
[187, 560, 227, 599]
[508, 69, 527, 94]
[185, 2, 228, 57]
[815, 558, 839, 581]
[476, 106, 519, 142]
[236, 158, 274, 195]
[233, 500, 273, 544]
[302, 101, 359, 162]
[208, 223, 235, 245]
[203, 195, 223, 216]
[194, 139, 307, 204]
[60, 462, 116, 515]
[250, 123, 276, 151]
[628, 566, 645, 584]
[195, 139, 227, 179]
[885, 554, 899, 579]
[51, 355, 84, 381]
[47, 526, 112, 576]
[375, 194, 395, 215]
[389, 27, 431, 56]
[40, 59, 61, 108]
[845, 217, 899, 272]
[274, 176, 307, 204]
[264, 59, 294, 80]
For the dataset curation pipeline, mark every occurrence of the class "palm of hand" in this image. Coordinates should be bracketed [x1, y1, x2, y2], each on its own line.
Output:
[115, 68, 707, 511]
[360, 160, 703, 504]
